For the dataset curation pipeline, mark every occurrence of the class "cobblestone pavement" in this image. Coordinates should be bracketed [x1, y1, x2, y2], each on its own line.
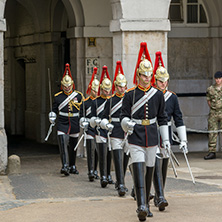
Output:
[1, 137, 222, 221]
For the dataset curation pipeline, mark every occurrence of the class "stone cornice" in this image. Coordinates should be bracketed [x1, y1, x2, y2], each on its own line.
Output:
[110, 19, 171, 32]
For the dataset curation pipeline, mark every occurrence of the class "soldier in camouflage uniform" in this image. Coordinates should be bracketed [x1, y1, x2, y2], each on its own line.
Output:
[204, 71, 222, 160]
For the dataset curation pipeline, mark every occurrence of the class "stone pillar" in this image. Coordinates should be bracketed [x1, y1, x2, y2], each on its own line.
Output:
[0, 15, 7, 174]
[110, 0, 171, 88]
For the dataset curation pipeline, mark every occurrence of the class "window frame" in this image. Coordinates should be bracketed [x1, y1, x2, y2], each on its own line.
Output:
[170, 0, 209, 27]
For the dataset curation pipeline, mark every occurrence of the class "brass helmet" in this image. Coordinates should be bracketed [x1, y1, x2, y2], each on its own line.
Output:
[155, 66, 169, 82]
[100, 77, 112, 91]
[112, 61, 127, 93]
[61, 71, 74, 87]
[137, 55, 153, 77]
[115, 72, 127, 87]
[91, 77, 100, 92]
[61, 63, 74, 93]
[86, 67, 100, 95]
[134, 42, 153, 85]
[99, 66, 112, 95]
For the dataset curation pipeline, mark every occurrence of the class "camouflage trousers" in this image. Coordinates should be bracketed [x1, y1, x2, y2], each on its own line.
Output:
[208, 110, 222, 152]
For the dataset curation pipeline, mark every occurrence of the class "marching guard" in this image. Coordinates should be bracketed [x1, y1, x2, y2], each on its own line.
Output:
[153, 51, 188, 211]
[120, 42, 170, 221]
[79, 67, 100, 181]
[90, 66, 114, 188]
[100, 61, 129, 196]
[48, 63, 84, 176]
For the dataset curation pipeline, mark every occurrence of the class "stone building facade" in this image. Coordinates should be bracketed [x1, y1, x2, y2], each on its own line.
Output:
[0, 0, 222, 173]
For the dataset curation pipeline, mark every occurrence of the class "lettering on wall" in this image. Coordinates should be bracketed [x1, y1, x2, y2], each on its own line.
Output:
[86, 58, 100, 76]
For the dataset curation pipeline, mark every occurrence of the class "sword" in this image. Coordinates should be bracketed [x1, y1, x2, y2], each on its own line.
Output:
[107, 131, 112, 151]
[121, 132, 129, 148]
[74, 134, 84, 151]
[45, 68, 55, 141]
[170, 149, 180, 166]
[182, 146, 195, 184]
[166, 146, 177, 178]
[45, 123, 55, 141]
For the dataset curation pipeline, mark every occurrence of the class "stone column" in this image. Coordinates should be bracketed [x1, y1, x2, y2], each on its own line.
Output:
[0, 15, 7, 174]
[110, 0, 171, 88]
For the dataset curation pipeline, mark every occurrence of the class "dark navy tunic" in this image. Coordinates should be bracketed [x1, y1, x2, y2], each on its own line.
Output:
[102, 93, 125, 139]
[80, 96, 96, 137]
[52, 90, 84, 134]
[91, 95, 109, 139]
[120, 85, 168, 147]
[163, 89, 184, 143]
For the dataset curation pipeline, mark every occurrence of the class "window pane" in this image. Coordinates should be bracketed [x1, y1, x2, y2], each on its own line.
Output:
[187, 5, 198, 23]
[200, 5, 207, 23]
[169, 5, 183, 22]
[187, 0, 197, 3]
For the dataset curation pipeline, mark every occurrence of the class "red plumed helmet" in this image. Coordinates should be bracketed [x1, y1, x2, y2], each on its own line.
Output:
[60, 63, 75, 90]
[98, 66, 112, 96]
[133, 42, 154, 85]
[86, 67, 99, 95]
[153, 51, 165, 75]
[154, 51, 169, 83]
[112, 61, 127, 94]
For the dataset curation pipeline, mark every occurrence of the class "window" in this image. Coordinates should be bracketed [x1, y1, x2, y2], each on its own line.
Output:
[169, 0, 208, 24]
[169, 0, 183, 22]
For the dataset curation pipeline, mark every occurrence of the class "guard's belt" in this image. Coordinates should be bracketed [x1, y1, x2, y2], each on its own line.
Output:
[59, 111, 79, 117]
[132, 117, 157, 125]
[111, 118, 120, 122]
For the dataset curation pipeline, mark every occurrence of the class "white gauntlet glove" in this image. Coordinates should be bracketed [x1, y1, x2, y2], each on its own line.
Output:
[121, 117, 136, 135]
[177, 126, 188, 154]
[49, 112, 56, 125]
[89, 117, 101, 128]
[159, 125, 171, 150]
[100, 119, 114, 132]
[79, 117, 89, 131]
[95, 117, 101, 127]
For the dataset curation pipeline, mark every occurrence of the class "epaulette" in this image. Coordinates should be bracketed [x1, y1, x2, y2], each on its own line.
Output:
[54, 91, 63, 97]
[126, 86, 136, 92]
[168, 90, 176, 95]
[75, 90, 84, 97]
[84, 96, 90, 102]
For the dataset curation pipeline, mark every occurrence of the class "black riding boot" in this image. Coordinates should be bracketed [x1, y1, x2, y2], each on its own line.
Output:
[158, 158, 169, 211]
[132, 162, 147, 221]
[145, 166, 154, 218]
[98, 143, 108, 188]
[86, 139, 95, 181]
[153, 157, 168, 211]
[68, 137, 79, 174]
[162, 158, 169, 188]
[123, 152, 129, 176]
[57, 135, 70, 176]
[94, 146, 99, 179]
[107, 149, 114, 184]
[129, 164, 136, 200]
[113, 149, 126, 196]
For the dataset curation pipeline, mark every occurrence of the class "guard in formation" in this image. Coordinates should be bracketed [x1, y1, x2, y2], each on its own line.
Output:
[90, 66, 114, 187]
[152, 51, 188, 211]
[49, 63, 84, 176]
[120, 42, 170, 221]
[80, 67, 100, 181]
[100, 61, 129, 196]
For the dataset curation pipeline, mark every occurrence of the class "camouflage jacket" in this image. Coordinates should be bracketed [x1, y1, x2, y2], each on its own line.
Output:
[206, 84, 222, 110]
